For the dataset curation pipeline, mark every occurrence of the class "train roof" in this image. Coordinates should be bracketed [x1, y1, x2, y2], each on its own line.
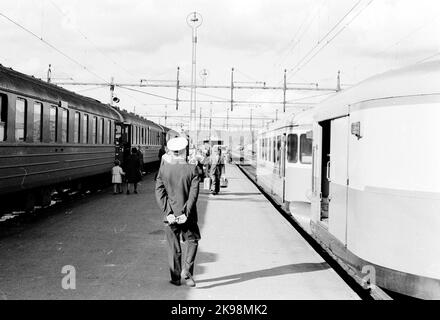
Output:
[258, 108, 313, 135]
[114, 106, 163, 130]
[314, 60, 440, 121]
[0, 64, 122, 121]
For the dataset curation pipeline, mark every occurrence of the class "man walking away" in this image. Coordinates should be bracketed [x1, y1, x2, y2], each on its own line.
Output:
[155, 137, 200, 287]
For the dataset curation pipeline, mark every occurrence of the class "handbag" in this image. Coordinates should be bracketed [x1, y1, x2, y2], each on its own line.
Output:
[220, 176, 228, 188]
[204, 177, 211, 190]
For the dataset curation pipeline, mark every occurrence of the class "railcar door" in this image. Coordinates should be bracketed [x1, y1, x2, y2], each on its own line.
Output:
[281, 133, 286, 202]
[327, 116, 349, 245]
[115, 123, 129, 166]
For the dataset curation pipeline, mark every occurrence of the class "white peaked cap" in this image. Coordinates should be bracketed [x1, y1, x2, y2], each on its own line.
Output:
[167, 137, 188, 151]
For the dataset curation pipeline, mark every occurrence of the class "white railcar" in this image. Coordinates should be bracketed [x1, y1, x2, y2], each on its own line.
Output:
[256, 111, 313, 228]
[310, 61, 440, 299]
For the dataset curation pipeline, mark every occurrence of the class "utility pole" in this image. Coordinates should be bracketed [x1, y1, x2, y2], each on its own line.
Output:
[230, 67, 234, 111]
[110, 77, 115, 105]
[187, 12, 202, 146]
[283, 69, 287, 113]
[47, 64, 52, 83]
[209, 102, 212, 146]
[176, 67, 180, 110]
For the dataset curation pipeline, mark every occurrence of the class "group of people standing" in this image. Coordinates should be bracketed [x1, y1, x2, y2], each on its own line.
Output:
[111, 146, 144, 195]
[189, 146, 225, 195]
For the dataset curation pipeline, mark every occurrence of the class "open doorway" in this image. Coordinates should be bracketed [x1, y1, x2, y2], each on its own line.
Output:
[320, 120, 331, 225]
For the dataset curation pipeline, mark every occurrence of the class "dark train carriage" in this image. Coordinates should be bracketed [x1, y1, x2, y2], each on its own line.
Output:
[162, 125, 179, 143]
[0, 65, 122, 210]
[114, 108, 165, 169]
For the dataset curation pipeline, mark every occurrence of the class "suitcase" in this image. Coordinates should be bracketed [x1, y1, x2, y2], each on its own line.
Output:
[220, 177, 228, 188]
[203, 177, 211, 190]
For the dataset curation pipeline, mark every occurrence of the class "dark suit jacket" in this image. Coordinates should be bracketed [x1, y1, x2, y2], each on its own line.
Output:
[155, 160, 200, 223]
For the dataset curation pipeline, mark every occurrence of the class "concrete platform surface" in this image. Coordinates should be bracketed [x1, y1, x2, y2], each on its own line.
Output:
[0, 164, 359, 300]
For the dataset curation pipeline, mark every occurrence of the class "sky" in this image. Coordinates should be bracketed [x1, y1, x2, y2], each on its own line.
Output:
[1, 0, 440, 131]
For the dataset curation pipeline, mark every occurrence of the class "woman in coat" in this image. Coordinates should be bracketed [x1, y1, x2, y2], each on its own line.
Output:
[124, 147, 142, 194]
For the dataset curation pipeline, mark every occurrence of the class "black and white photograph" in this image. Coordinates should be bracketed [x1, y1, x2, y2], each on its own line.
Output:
[0, 0, 439, 307]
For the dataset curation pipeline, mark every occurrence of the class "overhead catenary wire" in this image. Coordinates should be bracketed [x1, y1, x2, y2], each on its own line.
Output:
[0, 11, 109, 84]
[288, 0, 374, 80]
[116, 85, 176, 101]
[48, 0, 138, 81]
[287, 0, 363, 78]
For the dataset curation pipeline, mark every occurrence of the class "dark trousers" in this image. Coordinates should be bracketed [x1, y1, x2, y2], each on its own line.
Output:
[211, 174, 220, 193]
[165, 224, 199, 281]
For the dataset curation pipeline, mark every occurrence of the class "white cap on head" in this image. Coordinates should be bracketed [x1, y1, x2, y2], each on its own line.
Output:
[167, 137, 188, 151]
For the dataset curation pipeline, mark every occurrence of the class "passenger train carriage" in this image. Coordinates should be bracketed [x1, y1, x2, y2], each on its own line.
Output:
[255, 61, 440, 299]
[256, 110, 313, 229]
[310, 61, 440, 299]
[0, 64, 177, 212]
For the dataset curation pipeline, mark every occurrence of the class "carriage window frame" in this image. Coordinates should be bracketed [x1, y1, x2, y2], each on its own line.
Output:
[49, 105, 58, 143]
[33, 101, 43, 142]
[287, 133, 298, 163]
[61, 108, 68, 143]
[100, 118, 105, 144]
[74, 112, 80, 143]
[107, 120, 112, 144]
[92, 116, 97, 144]
[300, 133, 313, 164]
[0, 94, 7, 141]
[83, 114, 89, 143]
[15, 97, 27, 142]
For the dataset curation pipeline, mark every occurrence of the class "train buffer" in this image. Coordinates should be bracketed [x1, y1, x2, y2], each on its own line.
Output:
[0, 164, 360, 299]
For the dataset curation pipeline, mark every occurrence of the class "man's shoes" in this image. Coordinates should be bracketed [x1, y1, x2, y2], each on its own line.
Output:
[169, 279, 181, 286]
[181, 271, 196, 287]
[126, 190, 130, 195]
[134, 190, 138, 194]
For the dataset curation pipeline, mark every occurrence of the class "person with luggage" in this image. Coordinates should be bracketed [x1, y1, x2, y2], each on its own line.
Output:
[207, 146, 222, 195]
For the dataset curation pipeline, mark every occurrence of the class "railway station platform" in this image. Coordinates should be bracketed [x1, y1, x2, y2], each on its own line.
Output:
[0, 164, 359, 300]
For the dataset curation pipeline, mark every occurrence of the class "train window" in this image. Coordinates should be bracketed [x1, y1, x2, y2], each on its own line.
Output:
[263, 139, 266, 160]
[15, 98, 27, 142]
[272, 138, 276, 163]
[276, 136, 281, 163]
[74, 112, 80, 143]
[287, 134, 298, 163]
[300, 134, 313, 164]
[33, 102, 43, 142]
[49, 106, 57, 142]
[0, 94, 7, 141]
[83, 114, 89, 143]
[115, 124, 122, 145]
[92, 116, 97, 144]
[107, 120, 111, 144]
[101, 118, 105, 144]
[61, 109, 68, 143]
[267, 138, 271, 162]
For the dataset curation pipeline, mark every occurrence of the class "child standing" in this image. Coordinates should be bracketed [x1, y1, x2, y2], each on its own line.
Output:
[112, 160, 125, 194]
